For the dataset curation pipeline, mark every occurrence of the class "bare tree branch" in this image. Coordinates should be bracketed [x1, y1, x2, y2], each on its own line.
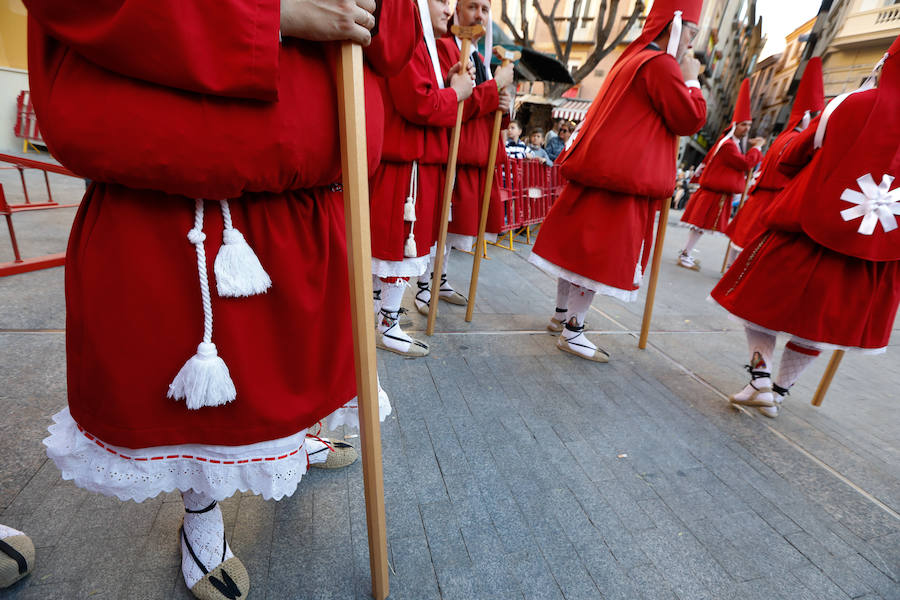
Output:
[500, 0, 528, 46]
[533, 0, 564, 58]
[562, 0, 583, 63]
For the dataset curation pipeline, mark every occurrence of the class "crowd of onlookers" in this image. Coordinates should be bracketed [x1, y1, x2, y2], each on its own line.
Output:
[504, 117, 576, 166]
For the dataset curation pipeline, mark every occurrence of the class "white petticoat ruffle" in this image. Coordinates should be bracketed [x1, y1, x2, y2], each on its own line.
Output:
[371, 254, 430, 278]
[528, 252, 640, 303]
[706, 295, 888, 355]
[43, 389, 392, 503]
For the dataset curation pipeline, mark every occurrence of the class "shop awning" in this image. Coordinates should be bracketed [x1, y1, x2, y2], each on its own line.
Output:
[552, 98, 591, 122]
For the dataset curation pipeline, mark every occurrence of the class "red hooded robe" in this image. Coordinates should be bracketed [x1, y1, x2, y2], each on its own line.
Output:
[712, 35, 900, 351]
[681, 78, 762, 233]
[528, 0, 706, 298]
[25, 0, 418, 449]
[725, 59, 825, 249]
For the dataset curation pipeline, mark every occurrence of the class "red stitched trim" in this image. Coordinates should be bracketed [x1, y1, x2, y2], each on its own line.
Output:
[785, 341, 822, 356]
[73, 424, 306, 465]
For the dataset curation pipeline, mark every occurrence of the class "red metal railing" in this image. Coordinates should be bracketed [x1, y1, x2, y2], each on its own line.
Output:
[494, 157, 564, 249]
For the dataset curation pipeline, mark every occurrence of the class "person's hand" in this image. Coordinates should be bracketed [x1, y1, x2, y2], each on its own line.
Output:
[749, 137, 765, 148]
[451, 71, 474, 102]
[680, 52, 701, 82]
[446, 61, 476, 87]
[498, 89, 512, 113]
[494, 63, 514, 89]
[280, 0, 376, 46]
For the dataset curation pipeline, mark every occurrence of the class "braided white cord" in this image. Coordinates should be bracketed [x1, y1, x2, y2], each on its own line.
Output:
[187, 199, 213, 345]
[219, 199, 233, 231]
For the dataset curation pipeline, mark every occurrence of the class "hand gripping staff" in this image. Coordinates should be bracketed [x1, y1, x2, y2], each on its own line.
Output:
[336, 41, 389, 600]
[465, 46, 520, 323]
[720, 168, 755, 273]
[427, 24, 485, 336]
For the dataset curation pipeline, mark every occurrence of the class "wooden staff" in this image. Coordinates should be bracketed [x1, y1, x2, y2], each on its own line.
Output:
[427, 24, 484, 336]
[465, 46, 520, 323]
[811, 349, 844, 407]
[720, 168, 754, 273]
[336, 42, 389, 600]
[638, 196, 671, 349]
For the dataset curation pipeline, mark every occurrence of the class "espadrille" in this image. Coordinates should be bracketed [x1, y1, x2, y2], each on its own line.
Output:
[677, 252, 701, 271]
[557, 322, 609, 363]
[728, 371, 776, 408]
[310, 440, 358, 470]
[0, 534, 34, 588]
[181, 527, 249, 600]
[547, 316, 565, 333]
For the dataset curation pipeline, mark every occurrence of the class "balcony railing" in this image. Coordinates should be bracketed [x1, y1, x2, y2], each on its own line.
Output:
[834, 5, 900, 47]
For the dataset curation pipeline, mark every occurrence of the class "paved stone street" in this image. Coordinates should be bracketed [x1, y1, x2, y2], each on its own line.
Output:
[1, 162, 898, 599]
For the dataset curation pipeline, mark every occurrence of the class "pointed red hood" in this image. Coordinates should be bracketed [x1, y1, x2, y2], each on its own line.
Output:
[788, 57, 825, 129]
[619, 0, 704, 62]
[732, 78, 752, 123]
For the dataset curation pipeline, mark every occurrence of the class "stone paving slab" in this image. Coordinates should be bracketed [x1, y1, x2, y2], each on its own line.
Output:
[1, 199, 899, 599]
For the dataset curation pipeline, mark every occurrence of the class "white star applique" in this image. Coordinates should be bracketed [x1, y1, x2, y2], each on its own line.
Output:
[839, 173, 900, 235]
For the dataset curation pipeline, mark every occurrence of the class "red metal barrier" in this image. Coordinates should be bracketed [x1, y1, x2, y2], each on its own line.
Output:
[0, 154, 80, 276]
[492, 158, 564, 250]
[14, 91, 45, 153]
[0, 183, 66, 276]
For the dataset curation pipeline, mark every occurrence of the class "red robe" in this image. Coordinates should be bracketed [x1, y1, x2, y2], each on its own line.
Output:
[725, 128, 801, 249]
[25, 0, 418, 448]
[530, 48, 705, 297]
[712, 91, 900, 350]
[436, 38, 507, 241]
[681, 138, 762, 233]
[370, 38, 458, 263]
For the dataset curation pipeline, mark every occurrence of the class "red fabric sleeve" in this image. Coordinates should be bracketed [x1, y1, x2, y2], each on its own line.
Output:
[389, 44, 459, 128]
[777, 120, 819, 178]
[23, 0, 281, 101]
[365, 0, 421, 78]
[464, 79, 500, 121]
[718, 142, 762, 172]
[641, 56, 706, 136]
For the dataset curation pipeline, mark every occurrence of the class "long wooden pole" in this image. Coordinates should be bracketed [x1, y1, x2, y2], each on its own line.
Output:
[427, 26, 482, 336]
[811, 349, 844, 407]
[336, 42, 389, 600]
[465, 48, 518, 322]
[638, 198, 670, 349]
[721, 168, 754, 273]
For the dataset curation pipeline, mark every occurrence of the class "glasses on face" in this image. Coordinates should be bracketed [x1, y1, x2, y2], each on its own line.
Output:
[559, 128, 570, 133]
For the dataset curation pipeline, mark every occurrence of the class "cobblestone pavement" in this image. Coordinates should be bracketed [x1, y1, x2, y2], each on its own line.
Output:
[1, 161, 898, 599]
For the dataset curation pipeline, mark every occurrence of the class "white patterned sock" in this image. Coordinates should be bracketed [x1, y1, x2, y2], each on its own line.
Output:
[181, 490, 233, 590]
[566, 285, 595, 326]
[775, 340, 821, 391]
[555, 278, 572, 312]
[744, 326, 775, 375]
[683, 228, 703, 255]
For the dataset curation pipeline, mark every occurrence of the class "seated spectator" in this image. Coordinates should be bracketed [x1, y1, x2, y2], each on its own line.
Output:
[527, 129, 553, 166]
[545, 120, 574, 161]
[505, 120, 533, 160]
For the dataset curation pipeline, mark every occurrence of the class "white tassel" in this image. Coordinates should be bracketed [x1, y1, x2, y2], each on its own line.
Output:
[405, 233, 417, 258]
[214, 200, 272, 298]
[404, 197, 417, 222]
[168, 342, 237, 409]
[168, 199, 238, 410]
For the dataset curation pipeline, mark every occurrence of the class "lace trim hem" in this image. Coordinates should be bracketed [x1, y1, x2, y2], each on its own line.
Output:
[528, 253, 640, 303]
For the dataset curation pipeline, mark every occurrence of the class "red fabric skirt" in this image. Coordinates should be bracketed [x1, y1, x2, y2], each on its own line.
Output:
[370, 161, 441, 260]
[530, 181, 657, 292]
[681, 187, 731, 233]
[66, 184, 358, 449]
[712, 231, 900, 350]
[447, 165, 504, 237]
[725, 187, 778, 249]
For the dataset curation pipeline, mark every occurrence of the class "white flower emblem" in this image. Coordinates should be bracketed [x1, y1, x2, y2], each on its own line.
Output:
[839, 173, 900, 235]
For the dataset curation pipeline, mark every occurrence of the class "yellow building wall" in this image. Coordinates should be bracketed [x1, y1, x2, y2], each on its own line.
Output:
[1, 0, 28, 70]
[822, 46, 890, 97]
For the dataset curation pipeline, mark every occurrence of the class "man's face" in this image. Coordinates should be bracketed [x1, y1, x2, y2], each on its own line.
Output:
[676, 21, 699, 61]
[429, 0, 453, 36]
[530, 132, 544, 146]
[735, 121, 751, 137]
[456, 0, 491, 40]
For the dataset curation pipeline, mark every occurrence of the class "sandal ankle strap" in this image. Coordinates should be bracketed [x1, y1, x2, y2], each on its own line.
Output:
[185, 500, 217, 515]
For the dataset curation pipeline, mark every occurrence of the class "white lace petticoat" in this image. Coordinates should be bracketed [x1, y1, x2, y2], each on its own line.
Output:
[43, 389, 391, 503]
